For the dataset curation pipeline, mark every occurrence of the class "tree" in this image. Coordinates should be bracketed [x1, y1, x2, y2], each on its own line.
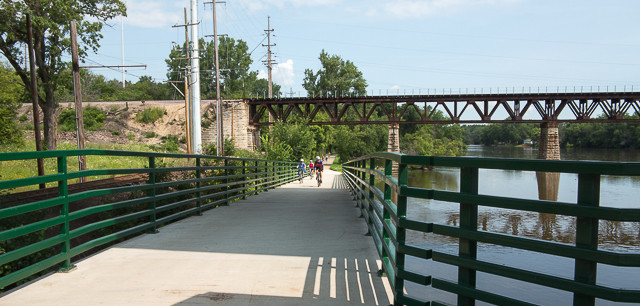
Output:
[302, 50, 367, 97]
[0, 62, 24, 145]
[0, 0, 126, 150]
[166, 37, 277, 99]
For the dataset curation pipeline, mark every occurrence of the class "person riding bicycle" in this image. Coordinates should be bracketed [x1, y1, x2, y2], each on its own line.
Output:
[297, 159, 306, 180]
[314, 156, 324, 183]
[308, 160, 314, 178]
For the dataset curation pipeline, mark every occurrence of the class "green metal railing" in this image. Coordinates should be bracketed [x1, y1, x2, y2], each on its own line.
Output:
[343, 153, 640, 306]
[0, 149, 297, 290]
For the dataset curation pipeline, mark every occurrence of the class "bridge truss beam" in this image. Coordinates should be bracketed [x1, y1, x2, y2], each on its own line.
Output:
[248, 93, 640, 126]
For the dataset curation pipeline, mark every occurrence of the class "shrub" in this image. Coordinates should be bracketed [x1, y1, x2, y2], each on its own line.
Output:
[145, 132, 156, 138]
[24, 123, 34, 131]
[201, 119, 212, 129]
[111, 130, 121, 136]
[128, 133, 135, 141]
[109, 105, 119, 113]
[58, 105, 106, 131]
[135, 107, 165, 124]
[179, 136, 186, 144]
[18, 113, 28, 122]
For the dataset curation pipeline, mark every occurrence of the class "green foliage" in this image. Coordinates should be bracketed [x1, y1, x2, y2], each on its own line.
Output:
[329, 155, 342, 172]
[261, 134, 293, 161]
[166, 37, 279, 99]
[270, 121, 316, 160]
[0, 0, 126, 150]
[202, 137, 236, 156]
[179, 135, 187, 144]
[464, 122, 540, 145]
[127, 133, 135, 141]
[302, 50, 367, 97]
[109, 105, 119, 112]
[202, 119, 212, 129]
[0, 62, 24, 145]
[24, 122, 34, 131]
[145, 132, 156, 138]
[561, 114, 640, 148]
[18, 113, 27, 122]
[136, 107, 165, 124]
[401, 125, 465, 157]
[111, 130, 121, 136]
[58, 105, 106, 132]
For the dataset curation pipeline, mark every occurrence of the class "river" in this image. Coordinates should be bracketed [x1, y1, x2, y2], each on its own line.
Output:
[401, 145, 640, 305]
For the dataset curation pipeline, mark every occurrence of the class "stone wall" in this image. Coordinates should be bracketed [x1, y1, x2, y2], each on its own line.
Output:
[537, 122, 560, 160]
[201, 100, 257, 151]
[388, 123, 400, 153]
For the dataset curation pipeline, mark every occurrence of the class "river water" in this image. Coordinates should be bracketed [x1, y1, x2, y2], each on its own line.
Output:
[402, 145, 640, 305]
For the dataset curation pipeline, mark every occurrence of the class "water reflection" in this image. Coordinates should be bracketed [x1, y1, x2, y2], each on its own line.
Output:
[536, 172, 560, 201]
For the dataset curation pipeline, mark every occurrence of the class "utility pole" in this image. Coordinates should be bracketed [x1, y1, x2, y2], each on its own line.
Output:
[263, 17, 275, 125]
[205, 0, 225, 156]
[26, 14, 45, 189]
[70, 21, 87, 182]
[121, 14, 125, 88]
[190, 0, 202, 154]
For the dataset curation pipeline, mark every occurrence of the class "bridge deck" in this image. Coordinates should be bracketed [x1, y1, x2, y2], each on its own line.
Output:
[1, 161, 392, 305]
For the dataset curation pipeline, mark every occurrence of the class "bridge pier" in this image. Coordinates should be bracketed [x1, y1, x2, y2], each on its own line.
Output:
[388, 123, 400, 175]
[537, 122, 560, 160]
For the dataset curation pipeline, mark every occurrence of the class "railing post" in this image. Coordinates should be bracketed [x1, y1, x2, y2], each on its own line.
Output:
[196, 157, 202, 215]
[255, 160, 259, 194]
[264, 161, 269, 192]
[224, 158, 229, 205]
[458, 166, 479, 306]
[573, 173, 600, 306]
[241, 160, 247, 200]
[57, 155, 75, 272]
[148, 156, 158, 233]
[369, 157, 375, 204]
[393, 160, 409, 305]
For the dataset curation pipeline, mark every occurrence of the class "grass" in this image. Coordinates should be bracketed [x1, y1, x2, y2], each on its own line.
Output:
[0, 142, 179, 192]
[135, 107, 165, 124]
[329, 156, 342, 172]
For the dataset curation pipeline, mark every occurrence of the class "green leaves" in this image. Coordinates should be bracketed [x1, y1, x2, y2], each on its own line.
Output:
[302, 49, 367, 97]
[0, 63, 24, 145]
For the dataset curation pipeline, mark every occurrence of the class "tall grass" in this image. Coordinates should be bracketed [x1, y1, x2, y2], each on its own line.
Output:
[0, 142, 162, 192]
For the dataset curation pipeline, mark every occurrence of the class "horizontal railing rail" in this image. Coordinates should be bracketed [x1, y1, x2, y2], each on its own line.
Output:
[343, 153, 640, 306]
[0, 149, 297, 291]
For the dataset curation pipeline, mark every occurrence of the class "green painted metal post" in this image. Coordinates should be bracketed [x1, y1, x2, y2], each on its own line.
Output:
[224, 158, 229, 205]
[573, 173, 600, 306]
[196, 157, 202, 215]
[369, 158, 375, 202]
[393, 161, 409, 305]
[57, 156, 75, 272]
[242, 160, 247, 200]
[458, 166, 479, 306]
[148, 157, 158, 234]
[264, 161, 269, 192]
[255, 160, 259, 194]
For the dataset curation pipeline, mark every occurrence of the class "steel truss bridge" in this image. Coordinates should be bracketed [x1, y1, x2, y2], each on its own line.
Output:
[248, 92, 640, 126]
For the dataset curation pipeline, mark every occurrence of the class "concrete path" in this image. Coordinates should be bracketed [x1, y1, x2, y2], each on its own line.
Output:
[1, 165, 393, 305]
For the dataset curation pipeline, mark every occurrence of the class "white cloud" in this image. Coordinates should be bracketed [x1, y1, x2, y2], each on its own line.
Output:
[241, 0, 339, 12]
[273, 59, 295, 87]
[391, 85, 401, 90]
[123, 1, 183, 28]
[256, 59, 294, 87]
[383, 0, 522, 18]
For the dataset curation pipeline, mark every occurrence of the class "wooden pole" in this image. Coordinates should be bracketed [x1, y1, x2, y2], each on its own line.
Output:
[26, 14, 45, 189]
[70, 21, 87, 182]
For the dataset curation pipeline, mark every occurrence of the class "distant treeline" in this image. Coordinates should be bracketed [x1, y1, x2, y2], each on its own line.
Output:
[460, 114, 640, 149]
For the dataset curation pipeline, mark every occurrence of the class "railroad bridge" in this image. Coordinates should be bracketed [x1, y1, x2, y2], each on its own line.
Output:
[0, 149, 639, 305]
[217, 92, 640, 160]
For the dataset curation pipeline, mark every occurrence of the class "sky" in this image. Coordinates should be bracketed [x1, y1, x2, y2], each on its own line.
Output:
[73, 0, 640, 98]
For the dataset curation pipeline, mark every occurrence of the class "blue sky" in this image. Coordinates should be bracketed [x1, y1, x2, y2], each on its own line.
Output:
[81, 0, 640, 97]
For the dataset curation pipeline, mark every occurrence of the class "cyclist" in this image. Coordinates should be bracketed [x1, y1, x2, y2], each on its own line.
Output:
[314, 156, 324, 184]
[297, 159, 306, 183]
[308, 159, 315, 179]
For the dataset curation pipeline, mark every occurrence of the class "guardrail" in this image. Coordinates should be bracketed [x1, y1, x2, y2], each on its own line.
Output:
[342, 153, 640, 306]
[0, 149, 297, 291]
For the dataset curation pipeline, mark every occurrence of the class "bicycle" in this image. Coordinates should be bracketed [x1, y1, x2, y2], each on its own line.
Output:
[316, 170, 322, 187]
[298, 170, 304, 183]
